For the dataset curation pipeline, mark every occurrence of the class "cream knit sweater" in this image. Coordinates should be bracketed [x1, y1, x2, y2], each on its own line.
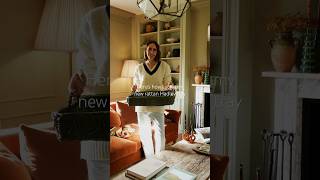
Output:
[133, 60, 172, 112]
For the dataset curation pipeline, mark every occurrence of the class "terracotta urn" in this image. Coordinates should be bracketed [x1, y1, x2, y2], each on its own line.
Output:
[270, 32, 297, 72]
[194, 71, 203, 84]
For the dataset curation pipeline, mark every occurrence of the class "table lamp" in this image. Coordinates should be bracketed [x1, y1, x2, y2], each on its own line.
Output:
[34, 0, 94, 77]
[121, 60, 139, 87]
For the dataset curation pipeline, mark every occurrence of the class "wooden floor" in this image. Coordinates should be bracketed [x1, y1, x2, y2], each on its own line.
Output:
[111, 149, 210, 180]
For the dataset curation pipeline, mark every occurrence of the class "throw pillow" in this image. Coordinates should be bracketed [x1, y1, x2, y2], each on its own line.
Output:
[116, 101, 137, 125]
[0, 142, 31, 180]
[19, 125, 87, 180]
[164, 109, 181, 123]
[110, 109, 121, 128]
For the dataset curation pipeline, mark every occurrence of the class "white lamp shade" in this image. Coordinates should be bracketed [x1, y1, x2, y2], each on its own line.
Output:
[35, 0, 94, 51]
[121, 60, 140, 78]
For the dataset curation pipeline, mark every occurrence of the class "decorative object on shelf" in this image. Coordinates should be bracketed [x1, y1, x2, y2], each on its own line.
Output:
[194, 71, 203, 84]
[172, 48, 180, 57]
[164, 22, 171, 30]
[166, 51, 171, 57]
[193, 66, 209, 84]
[300, 0, 320, 72]
[137, 0, 191, 22]
[211, 12, 223, 36]
[203, 70, 210, 84]
[266, 13, 309, 72]
[145, 22, 156, 33]
[269, 32, 297, 72]
[300, 27, 320, 72]
[166, 37, 178, 43]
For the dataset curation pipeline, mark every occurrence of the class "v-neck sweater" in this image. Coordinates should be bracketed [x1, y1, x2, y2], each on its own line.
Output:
[133, 60, 172, 112]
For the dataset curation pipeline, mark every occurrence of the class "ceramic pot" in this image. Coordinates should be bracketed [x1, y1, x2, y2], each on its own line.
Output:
[188, 131, 196, 144]
[270, 33, 297, 72]
[145, 24, 154, 33]
[194, 72, 203, 84]
[182, 129, 190, 141]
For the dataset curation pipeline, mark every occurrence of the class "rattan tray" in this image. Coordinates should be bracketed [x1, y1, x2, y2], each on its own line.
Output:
[127, 90, 176, 106]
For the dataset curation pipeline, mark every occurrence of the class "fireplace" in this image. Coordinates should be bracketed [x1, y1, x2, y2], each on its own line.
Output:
[262, 72, 320, 180]
[192, 84, 210, 128]
[301, 99, 319, 180]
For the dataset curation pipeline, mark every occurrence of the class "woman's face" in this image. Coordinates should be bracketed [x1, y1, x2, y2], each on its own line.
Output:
[146, 43, 157, 61]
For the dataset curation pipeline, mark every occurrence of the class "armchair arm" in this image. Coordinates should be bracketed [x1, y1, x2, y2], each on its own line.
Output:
[164, 109, 181, 124]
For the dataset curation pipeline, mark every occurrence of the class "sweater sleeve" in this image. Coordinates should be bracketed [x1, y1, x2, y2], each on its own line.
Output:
[133, 64, 140, 86]
[75, 15, 96, 76]
[163, 62, 172, 86]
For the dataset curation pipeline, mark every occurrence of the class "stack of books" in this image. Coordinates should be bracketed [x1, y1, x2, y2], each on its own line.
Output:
[125, 158, 166, 180]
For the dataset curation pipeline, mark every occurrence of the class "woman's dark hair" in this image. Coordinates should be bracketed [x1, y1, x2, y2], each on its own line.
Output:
[144, 40, 161, 62]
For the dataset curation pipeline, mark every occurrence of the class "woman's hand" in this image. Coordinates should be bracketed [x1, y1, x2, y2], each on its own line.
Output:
[68, 71, 87, 96]
[131, 84, 137, 92]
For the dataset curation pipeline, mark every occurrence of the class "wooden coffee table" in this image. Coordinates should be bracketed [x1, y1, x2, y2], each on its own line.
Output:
[111, 150, 210, 180]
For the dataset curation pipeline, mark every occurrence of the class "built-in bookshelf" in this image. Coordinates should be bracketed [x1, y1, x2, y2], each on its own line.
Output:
[137, 17, 185, 112]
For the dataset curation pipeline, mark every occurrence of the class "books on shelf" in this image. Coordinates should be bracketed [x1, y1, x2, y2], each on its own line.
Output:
[126, 158, 166, 180]
[155, 167, 197, 180]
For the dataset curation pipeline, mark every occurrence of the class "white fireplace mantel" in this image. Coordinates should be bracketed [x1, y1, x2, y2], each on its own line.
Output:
[262, 71, 320, 180]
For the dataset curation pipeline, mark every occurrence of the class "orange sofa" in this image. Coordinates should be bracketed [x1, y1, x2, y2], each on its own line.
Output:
[110, 101, 181, 175]
[0, 102, 181, 179]
[0, 123, 88, 180]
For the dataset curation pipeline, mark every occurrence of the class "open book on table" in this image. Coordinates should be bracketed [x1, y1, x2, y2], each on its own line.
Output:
[154, 166, 197, 180]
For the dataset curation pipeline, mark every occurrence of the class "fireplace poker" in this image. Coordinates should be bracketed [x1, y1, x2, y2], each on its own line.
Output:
[272, 134, 280, 180]
[269, 149, 275, 180]
[256, 168, 261, 180]
[240, 163, 244, 180]
[288, 133, 294, 180]
[268, 133, 275, 180]
[261, 129, 269, 180]
[280, 130, 287, 180]
[198, 103, 202, 127]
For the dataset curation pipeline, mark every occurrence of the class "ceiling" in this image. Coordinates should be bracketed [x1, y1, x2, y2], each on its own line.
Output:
[110, 0, 142, 15]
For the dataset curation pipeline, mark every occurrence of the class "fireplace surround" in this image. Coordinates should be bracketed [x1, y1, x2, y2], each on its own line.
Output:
[262, 72, 320, 180]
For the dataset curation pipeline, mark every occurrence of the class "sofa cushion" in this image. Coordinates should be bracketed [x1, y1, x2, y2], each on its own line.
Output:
[116, 101, 137, 125]
[110, 109, 121, 128]
[164, 109, 181, 123]
[110, 102, 117, 111]
[110, 136, 140, 162]
[19, 125, 87, 180]
[123, 123, 141, 149]
[0, 142, 32, 180]
[165, 121, 178, 134]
